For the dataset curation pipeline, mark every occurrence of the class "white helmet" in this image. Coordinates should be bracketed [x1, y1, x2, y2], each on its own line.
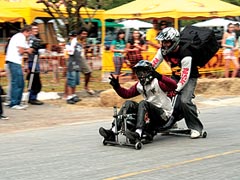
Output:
[156, 27, 180, 55]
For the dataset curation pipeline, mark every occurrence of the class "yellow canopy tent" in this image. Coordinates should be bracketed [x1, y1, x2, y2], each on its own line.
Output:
[0, 9, 23, 23]
[0, 0, 105, 45]
[0, 0, 51, 24]
[106, 0, 240, 29]
[0, 8, 23, 69]
[0, 0, 106, 68]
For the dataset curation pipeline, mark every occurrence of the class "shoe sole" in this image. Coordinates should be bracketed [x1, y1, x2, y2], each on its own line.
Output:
[99, 127, 108, 138]
[125, 131, 139, 141]
[86, 89, 95, 95]
[11, 106, 27, 110]
[190, 134, 201, 139]
[67, 101, 76, 104]
[0, 118, 9, 120]
[74, 99, 82, 102]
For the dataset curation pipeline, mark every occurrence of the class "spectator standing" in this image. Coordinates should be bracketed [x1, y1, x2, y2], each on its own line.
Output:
[221, 23, 239, 78]
[65, 31, 81, 104]
[146, 19, 160, 54]
[126, 30, 147, 80]
[234, 23, 240, 66]
[234, 23, 240, 43]
[159, 20, 168, 32]
[5, 25, 33, 110]
[27, 22, 45, 105]
[110, 29, 127, 78]
[77, 27, 95, 95]
[4, 30, 18, 106]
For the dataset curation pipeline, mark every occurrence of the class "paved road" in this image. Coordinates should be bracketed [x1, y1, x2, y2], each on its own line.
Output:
[0, 97, 239, 180]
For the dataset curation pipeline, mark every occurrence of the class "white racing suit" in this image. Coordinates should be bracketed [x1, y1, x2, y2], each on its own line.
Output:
[112, 76, 177, 133]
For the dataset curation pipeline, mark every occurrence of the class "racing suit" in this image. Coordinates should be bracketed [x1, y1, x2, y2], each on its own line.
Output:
[112, 75, 177, 132]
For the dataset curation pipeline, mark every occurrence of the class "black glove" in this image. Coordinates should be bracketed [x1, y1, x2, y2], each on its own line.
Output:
[109, 74, 120, 89]
[153, 71, 162, 80]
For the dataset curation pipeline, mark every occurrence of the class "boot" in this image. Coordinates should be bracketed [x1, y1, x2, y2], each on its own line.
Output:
[99, 127, 115, 141]
[125, 130, 141, 142]
[159, 116, 176, 131]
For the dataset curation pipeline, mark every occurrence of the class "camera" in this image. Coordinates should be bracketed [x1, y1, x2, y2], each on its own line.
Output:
[29, 36, 44, 52]
[31, 38, 41, 51]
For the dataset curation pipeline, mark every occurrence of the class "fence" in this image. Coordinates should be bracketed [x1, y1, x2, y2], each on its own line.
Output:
[101, 48, 240, 80]
[1, 44, 239, 81]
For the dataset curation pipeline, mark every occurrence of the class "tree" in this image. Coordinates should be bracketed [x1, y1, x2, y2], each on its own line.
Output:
[222, 0, 240, 21]
[102, 0, 134, 10]
[37, 0, 104, 37]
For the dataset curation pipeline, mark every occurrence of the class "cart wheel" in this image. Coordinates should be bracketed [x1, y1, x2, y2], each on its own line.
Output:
[102, 139, 107, 145]
[202, 131, 207, 138]
[135, 142, 142, 150]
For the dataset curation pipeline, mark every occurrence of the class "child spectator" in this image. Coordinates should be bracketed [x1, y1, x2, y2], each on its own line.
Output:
[65, 31, 81, 104]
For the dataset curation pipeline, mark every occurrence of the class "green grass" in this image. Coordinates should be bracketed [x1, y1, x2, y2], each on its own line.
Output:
[0, 70, 112, 93]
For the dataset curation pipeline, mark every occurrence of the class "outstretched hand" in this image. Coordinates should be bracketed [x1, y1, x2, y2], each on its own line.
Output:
[109, 74, 120, 89]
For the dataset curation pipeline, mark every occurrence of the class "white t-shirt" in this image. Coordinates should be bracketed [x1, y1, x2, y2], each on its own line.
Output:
[6, 32, 29, 65]
[66, 37, 85, 57]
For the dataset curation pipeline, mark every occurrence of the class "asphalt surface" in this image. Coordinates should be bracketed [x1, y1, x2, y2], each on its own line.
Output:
[0, 96, 239, 180]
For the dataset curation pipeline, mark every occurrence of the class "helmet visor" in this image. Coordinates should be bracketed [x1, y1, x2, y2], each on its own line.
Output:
[136, 69, 148, 78]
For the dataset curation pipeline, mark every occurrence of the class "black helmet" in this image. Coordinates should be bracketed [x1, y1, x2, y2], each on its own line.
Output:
[133, 60, 154, 85]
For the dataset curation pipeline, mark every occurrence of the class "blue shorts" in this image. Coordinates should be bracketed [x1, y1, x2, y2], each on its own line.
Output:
[67, 71, 80, 88]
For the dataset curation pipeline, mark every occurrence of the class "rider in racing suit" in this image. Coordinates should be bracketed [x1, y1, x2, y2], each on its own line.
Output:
[151, 27, 204, 138]
[99, 60, 177, 142]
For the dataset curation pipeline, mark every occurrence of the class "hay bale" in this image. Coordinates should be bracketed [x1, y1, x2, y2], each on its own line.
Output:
[100, 78, 240, 107]
[100, 82, 143, 107]
[196, 78, 240, 96]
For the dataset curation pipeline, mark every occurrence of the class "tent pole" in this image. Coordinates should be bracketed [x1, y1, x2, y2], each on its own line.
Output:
[174, 18, 179, 30]
[100, 15, 105, 54]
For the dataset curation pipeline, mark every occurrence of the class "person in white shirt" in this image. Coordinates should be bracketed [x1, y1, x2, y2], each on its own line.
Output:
[5, 25, 33, 110]
[69, 27, 95, 95]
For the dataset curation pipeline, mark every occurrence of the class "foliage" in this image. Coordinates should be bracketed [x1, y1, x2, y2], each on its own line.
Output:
[102, 0, 134, 10]
[36, 0, 104, 37]
[223, 0, 240, 6]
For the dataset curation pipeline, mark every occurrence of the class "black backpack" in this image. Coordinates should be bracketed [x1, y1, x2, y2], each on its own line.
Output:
[179, 25, 219, 67]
